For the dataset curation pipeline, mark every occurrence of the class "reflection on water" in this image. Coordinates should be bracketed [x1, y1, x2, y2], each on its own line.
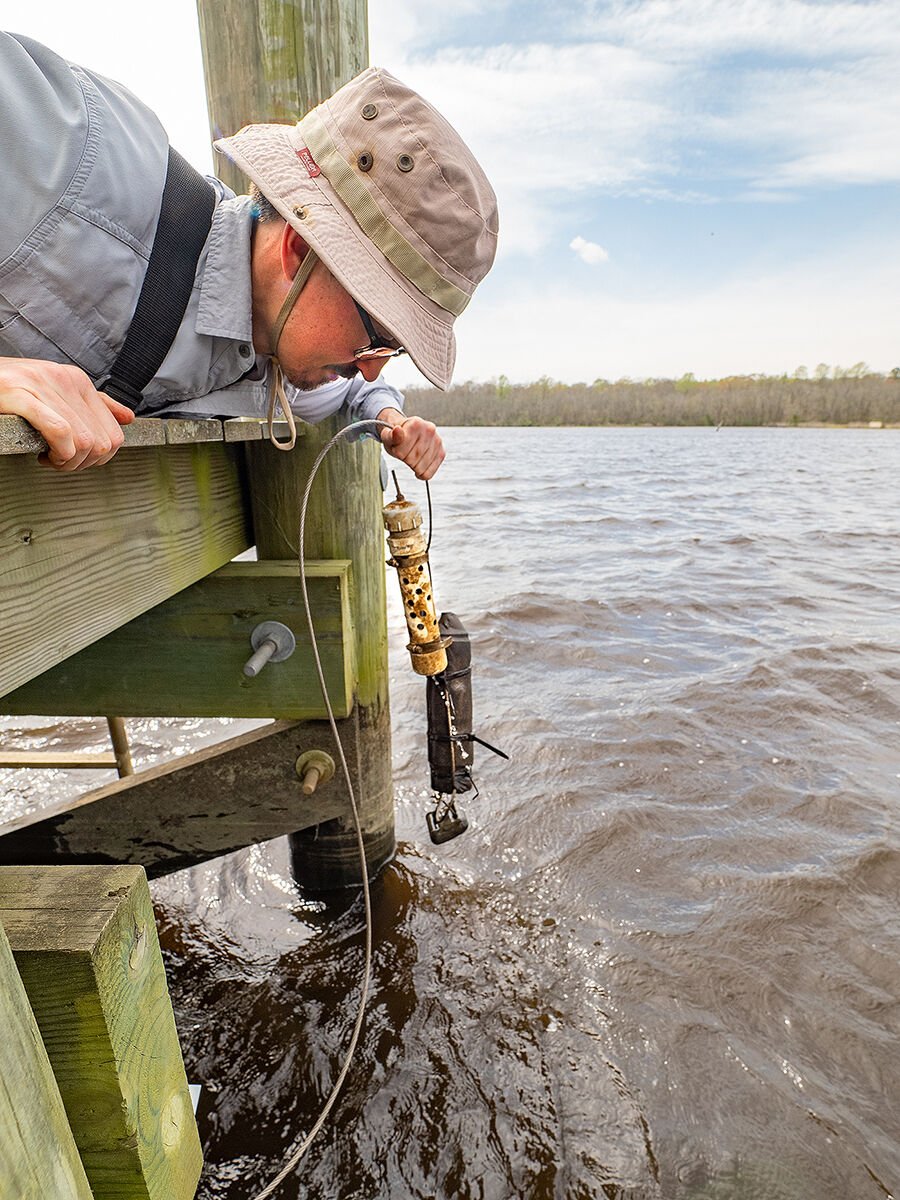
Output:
[2, 427, 899, 1199]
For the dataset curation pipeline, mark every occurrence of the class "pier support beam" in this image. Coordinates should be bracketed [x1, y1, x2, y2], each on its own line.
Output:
[0, 866, 202, 1200]
[0, 917, 93, 1200]
[197, 1, 393, 889]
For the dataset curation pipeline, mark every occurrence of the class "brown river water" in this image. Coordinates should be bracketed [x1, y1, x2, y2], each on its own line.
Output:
[2, 426, 899, 1199]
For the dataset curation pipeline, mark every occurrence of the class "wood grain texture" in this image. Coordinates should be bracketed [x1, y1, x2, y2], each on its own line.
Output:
[2, 560, 353, 719]
[196, 0, 392, 886]
[196, 0, 367, 194]
[1, 865, 202, 1199]
[0, 442, 252, 699]
[247, 424, 396, 886]
[0, 721, 358, 878]
[0, 916, 94, 1200]
[246, 425, 390, 712]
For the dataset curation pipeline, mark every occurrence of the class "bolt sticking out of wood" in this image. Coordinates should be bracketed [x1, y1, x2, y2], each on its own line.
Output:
[294, 750, 336, 796]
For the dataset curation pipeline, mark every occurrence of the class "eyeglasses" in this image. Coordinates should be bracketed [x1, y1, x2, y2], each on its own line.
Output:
[353, 300, 406, 361]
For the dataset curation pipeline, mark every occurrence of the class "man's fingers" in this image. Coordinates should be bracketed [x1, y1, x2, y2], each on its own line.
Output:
[381, 417, 445, 481]
[0, 391, 82, 470]
[0, 358, 131, 471]
[95, 390, 137, 426]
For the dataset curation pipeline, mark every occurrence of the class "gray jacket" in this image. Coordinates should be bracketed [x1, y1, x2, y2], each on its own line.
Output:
[0, 32, 403, 423]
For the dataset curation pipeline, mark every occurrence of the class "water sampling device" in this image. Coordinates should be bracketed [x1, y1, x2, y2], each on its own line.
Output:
[382, 478, 508, 843]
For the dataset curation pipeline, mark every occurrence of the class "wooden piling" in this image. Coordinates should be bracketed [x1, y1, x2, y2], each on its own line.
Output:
[246, 427, 395, 888]
[0, 865, 203, 1200]
[196, 1, 395, 889]
[196, 0, 368, 195]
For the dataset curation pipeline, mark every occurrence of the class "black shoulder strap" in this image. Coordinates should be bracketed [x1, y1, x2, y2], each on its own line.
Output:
[99, 147, 217, 411]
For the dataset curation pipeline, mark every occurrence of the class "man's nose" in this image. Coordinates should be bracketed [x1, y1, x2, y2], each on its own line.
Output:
[355, 357, 389, 383]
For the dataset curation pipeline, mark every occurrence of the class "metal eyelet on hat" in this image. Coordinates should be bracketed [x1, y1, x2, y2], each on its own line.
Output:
[361, 103, 378, 120]
[293, 204, 307, 220]
[357, 152, 374, 172]
[397, 153, 415, 173]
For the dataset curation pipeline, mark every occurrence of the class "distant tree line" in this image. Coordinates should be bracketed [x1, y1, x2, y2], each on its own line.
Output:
[404, 366, 900, 427]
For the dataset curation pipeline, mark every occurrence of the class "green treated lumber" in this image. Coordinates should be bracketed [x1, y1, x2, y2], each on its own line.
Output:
[2, 560, 353, 719]
[0, 721, 353, 878]
[0, 865, 202, 1199]
[246, 431, 390, 713]
[0, 916, 94, 1200]
[0, 442, 251, 699]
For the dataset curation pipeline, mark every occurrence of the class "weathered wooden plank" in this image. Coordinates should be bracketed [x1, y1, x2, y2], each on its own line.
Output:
[0, 865, 203, 1199]
[222, 417, 298, 443]
[123, 419, 169, 448]
[2, 560, 353, 719]
[0, 414, 44, 455]
[0, 720, 357, 878]
[222, 417, 264, 442]
[0, 414, 176, 454]
[163, 418, 225, 444]
[0, 442, 252, 699]
[0, 915, 94, 1200]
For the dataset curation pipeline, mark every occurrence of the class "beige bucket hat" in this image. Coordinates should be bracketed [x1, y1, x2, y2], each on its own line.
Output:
[214, 68, 499, 389]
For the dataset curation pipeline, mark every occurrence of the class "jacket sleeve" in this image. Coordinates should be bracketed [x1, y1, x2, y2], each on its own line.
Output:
[344, 379, 405, 423]
[0, 32, 91, 263]
[284, 376, 406, 426]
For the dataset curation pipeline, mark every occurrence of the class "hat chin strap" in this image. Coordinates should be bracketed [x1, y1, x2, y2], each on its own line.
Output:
[267, 248, 319, 450]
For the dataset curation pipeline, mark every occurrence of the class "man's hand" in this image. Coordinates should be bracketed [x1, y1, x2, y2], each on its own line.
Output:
[378, 408, 445, 480]
[0, 357, 134, 471]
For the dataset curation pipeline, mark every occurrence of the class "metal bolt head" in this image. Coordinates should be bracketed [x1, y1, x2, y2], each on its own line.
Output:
[295, 750, 336, 795]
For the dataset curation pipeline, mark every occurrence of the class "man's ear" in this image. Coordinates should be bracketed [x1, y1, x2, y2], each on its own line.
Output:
[280, 222, 310, 280]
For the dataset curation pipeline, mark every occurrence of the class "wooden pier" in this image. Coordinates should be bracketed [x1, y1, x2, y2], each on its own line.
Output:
[1, 1, 386, 1190]
[0, 410, 393, 886]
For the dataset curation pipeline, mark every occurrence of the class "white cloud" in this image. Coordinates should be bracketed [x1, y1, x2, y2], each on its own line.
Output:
[570, 236, 610, 265]
[582, 0, 900, 62]
[370, 0, 900, 220]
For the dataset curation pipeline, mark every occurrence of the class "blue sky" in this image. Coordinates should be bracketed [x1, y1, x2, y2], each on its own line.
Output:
[6, 0, 899, 386]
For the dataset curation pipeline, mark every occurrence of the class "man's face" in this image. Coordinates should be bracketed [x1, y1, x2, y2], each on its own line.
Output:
[274, 260, 393, 391]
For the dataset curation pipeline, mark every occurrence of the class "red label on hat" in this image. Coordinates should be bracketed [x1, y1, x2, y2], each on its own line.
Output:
[297, 147, 321, 178]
